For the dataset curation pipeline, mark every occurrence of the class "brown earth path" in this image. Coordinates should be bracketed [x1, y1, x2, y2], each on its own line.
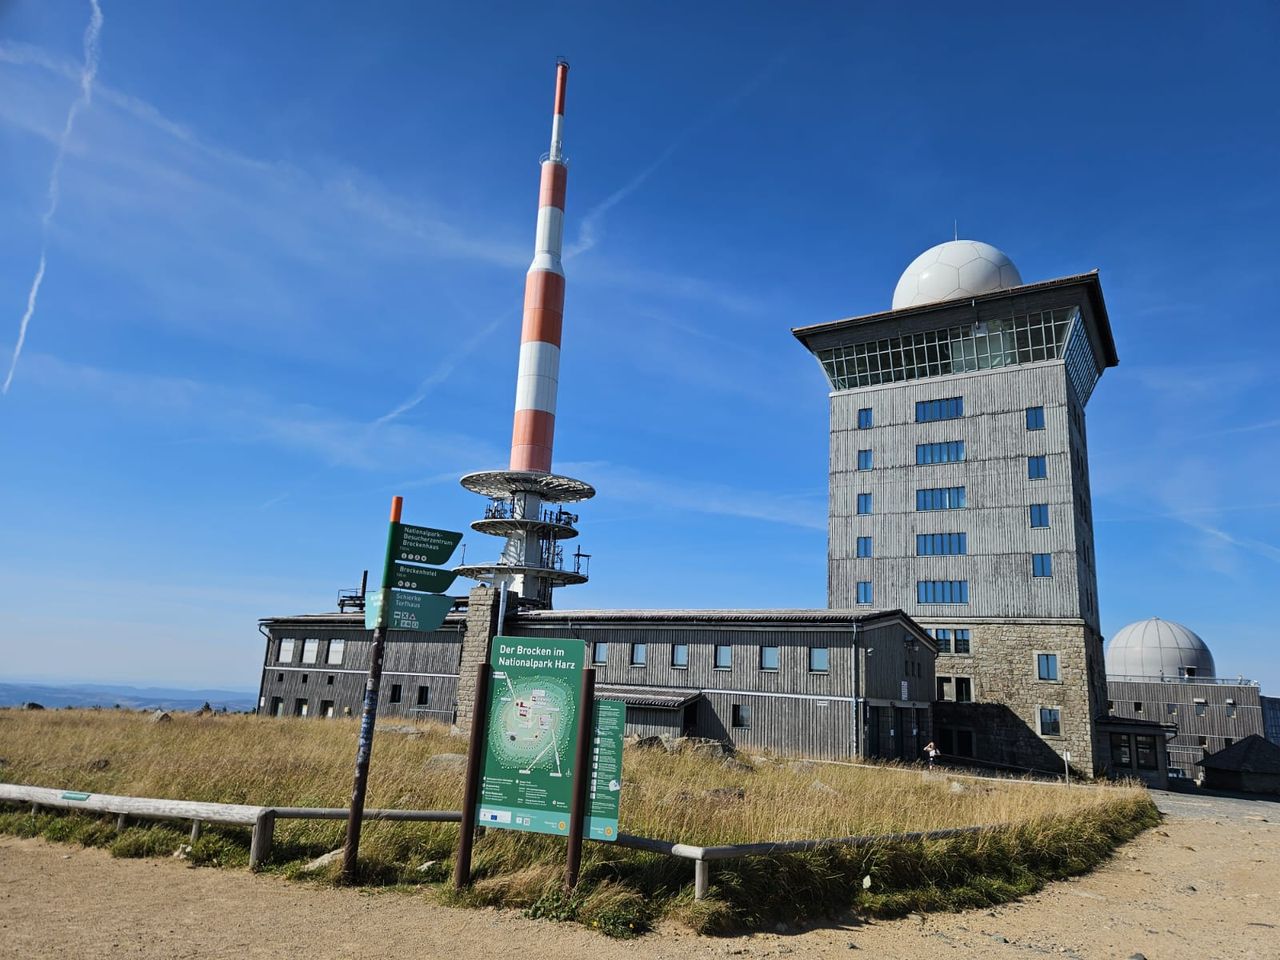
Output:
[1, 791, 1277, 960]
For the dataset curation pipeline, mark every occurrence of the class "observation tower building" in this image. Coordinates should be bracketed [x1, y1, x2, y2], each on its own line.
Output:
[454, 60, 593, 609]
[793, 241, 1119, 774]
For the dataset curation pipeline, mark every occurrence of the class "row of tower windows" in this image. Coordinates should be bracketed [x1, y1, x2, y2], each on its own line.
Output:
[600, 641, 834, 674]
[853, 402, 1047, 431]
[855, 491, 1053, 526]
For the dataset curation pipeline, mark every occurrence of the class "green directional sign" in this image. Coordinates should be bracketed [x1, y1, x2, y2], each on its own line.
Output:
[587, 699, 625, 842]
[390, 523, 462, 566]
[478, 636, 586, 837]
[365, 589, 453, 633]
[390, 562, 458, 594]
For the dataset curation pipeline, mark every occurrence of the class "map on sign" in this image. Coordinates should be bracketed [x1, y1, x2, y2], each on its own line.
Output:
[477, 637, 586, 837]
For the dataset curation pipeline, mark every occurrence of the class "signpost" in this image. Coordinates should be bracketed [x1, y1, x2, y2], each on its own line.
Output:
[340, 497, 462, 883]
[455, 635, 626, 890]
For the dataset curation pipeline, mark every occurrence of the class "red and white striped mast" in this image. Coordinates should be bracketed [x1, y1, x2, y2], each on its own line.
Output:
[457, 60, 594, 609]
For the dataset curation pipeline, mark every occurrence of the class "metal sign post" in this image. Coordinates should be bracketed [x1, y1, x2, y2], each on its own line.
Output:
[565, 667, 596, 890]
[341, 495, 402, 883]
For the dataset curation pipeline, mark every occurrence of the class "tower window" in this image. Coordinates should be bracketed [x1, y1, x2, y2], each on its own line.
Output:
[759, 646, 780, 671]
[916, 487, 965, 511]
[1032, 553, 1053, 577]
[916, 397, 964, 422]
[671, 643, 689, 668]
[857, 408, 873, 429]
[857, 581, 873, 605]
[714, 644, 732, 670]
[1039, 707, 1061, 737]
[1026, 406, 1046, 430]
[916, 532, 967, 556]
[916, 441, 965, 465]
[857, 536, 873, 558]
[1037, 653, 1059, 681]
[857, 493, 873, 515]
[630, 643, 647, 666]
[1030, 504, 1050, 528]
[857, 449, 873, 471]
[917, 580, 969, 604]
[1028, 455, 1047, 480]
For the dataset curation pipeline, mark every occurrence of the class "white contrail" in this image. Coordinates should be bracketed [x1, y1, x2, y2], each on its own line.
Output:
[3, 0, 104, 395]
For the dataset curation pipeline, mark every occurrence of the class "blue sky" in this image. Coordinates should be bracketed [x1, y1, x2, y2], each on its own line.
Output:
[2, 2, 1278, 692]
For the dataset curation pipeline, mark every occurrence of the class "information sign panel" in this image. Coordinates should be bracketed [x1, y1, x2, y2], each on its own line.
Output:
[477, 636, 586, 837]
[390, 523, 462, 566]
[587, 699, 625, 841]
[364, 589, 453, 633]
[391, 562, 458, 594]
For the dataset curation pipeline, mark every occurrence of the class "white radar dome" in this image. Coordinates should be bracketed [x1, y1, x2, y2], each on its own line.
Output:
[891, 240, 1023, 310]
[1105, 618, 1217, 679]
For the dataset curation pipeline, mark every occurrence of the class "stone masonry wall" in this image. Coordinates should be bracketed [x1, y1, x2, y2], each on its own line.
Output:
[453, 585, 500, 733]
[928, 619, 1105, 776]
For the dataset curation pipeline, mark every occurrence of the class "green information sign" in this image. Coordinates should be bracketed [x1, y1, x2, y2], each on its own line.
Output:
[391, 562, 458, 594]
[478, 636, 587, 836]
[364, 589, 453, 633]
[587, 699, 625, 841]
[390, 523, 462, 566]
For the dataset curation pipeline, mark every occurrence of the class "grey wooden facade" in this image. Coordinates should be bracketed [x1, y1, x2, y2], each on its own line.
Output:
[1106, 676, 1264, 777]
[792, 273, 1118, 776]
[257, 596, 937, 761]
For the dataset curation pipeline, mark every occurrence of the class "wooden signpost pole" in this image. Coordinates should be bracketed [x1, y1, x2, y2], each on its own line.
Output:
[453, 662, 492, 889]
[340, 495, 402, 883]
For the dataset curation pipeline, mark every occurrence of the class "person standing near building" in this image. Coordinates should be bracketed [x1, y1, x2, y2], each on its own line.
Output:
[924, 741, 940, 767]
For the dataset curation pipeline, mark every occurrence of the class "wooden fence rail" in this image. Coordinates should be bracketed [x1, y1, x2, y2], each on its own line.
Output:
[1, 783, 998, 899]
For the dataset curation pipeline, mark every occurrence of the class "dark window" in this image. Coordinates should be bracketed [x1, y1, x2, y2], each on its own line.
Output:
[857, 581, 873, 604]
[857, 449, 873, 471]
[294, 698, 308, 717]
[270, 697, 284, 717]
[857, 407, 873, 429]
[916, 397, 964, 422]
[916, 532, 967, 555]
[1110, 732, 1133, 767]
[1026, 406, 1046, 430]
[714, 644, 732, 670]
[933, 628, 951, 654]
[954, 629, 971, 654]
[1195, 701, 1206, 717]
[916, 440, 965, 464]
[389, 684, 402, 704]
[1037, 653, 1058, 681]
[809, 646, 830, 673]
[301, 674, 308, 684]
[732, 704, 751, 728]
[320, 700, 335, 718]
[1133, 701, 1143, 714]
[1183, 666, 1197, 678]
[857, 493, 873, 515]
[954, 677, 972, 703]
[1030, 504, 1050, 528]
[759, 646, 780, 671]
[276, 673, 284, 682]
[937, 676, 952, 700]
[917, 580, 969, 604]
[592, 642, 608, 665]
[416, 686, 430, 707]
[1032, 553, 1053, 578]
[916, 486, 966, 511]
[1039, 707, 1061, 736]
[1028, 455, 1047, 480]
[1166, 702, 1177, 716]
[326, 675, 334, 685]
[857, 536, 873, 558]
[954, 729, 975, 757]
[1226, 702, 1237, 718]
[1135, 735, 1158, 770]
[630, 643, 647, 667]
[671, 643, 689, 668]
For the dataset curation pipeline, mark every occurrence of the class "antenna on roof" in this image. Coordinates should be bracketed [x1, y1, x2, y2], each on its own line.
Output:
[954, 219, 958, 241]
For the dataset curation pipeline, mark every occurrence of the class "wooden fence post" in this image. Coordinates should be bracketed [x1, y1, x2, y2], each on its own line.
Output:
[189, 820, 203, 843]
[250, 811, 276, 870]
[694, 860, 710, 900]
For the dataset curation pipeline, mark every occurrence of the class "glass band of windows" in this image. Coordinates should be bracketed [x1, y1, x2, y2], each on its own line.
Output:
[917, 532, 967, 556]
[917, 580, 969, 604]
[817, 307, 1079, 391]
[916, 397, 964, 422]
[928, 628, 971, 654]
[1062, 315, 1101, 405]
[916, 440, 964, 464]
[917, 486, 965, 510]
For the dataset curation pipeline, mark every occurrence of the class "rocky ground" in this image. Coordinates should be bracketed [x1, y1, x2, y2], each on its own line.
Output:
[1, 790, 1276, 960]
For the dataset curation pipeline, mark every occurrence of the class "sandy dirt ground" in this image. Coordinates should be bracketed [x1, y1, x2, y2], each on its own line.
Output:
[1, 791, 1277, 960]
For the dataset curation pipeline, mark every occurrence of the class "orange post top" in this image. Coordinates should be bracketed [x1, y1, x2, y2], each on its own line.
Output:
[390, 495, 403, 522]
[554, 61, 569, 116]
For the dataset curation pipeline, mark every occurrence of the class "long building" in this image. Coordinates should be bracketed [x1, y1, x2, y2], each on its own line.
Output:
[792, 241, 1119, 776]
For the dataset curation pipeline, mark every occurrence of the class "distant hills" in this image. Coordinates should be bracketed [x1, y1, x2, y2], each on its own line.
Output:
[0, 682, 257, 713]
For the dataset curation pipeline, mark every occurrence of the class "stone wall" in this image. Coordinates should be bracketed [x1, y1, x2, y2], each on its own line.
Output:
[453, 585, 500, 732]
[927, 618, 1105, 775]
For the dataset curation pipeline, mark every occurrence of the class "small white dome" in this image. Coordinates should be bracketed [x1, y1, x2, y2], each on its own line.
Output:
[891, 240, 1022, 310]
[1105, 618, 1217, 679]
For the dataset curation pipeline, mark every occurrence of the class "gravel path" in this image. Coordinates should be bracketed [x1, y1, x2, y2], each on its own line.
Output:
[1, 791, 1276, 960]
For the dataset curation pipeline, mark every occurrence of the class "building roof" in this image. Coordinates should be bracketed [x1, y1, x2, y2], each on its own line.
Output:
[791, 271, 1119, 369]
[595, 684, 700, 709]
[1106, 617, 1216, 679]
[518, 607, 916, 626]
[1197, 735, 1280, 775]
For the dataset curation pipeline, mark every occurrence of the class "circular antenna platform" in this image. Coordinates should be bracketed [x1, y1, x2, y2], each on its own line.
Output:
[460, 470, 595, 503]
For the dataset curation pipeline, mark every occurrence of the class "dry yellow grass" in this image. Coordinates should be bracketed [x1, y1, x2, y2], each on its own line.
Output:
[0, 709, 1147, 844]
